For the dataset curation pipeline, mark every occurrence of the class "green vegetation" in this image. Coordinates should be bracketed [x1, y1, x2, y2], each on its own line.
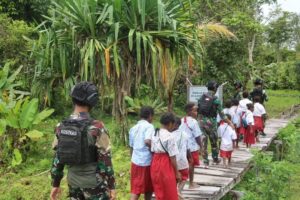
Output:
[264, 90, 300, 118]
[223, 117, 300, 200]
[0, 118, 132, 200]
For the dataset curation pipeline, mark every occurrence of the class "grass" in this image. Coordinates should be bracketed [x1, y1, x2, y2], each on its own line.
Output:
[0, 89, 299, 200]
[264, 90, 300, 118]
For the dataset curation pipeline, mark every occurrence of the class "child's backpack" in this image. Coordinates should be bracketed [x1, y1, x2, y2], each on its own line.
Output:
[241, 113, 248, 128]
[57, 118, 97, 165]
[198, 93, 217, 117]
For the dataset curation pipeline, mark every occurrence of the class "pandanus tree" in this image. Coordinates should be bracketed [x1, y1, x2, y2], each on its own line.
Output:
[30, 0, 234, 142]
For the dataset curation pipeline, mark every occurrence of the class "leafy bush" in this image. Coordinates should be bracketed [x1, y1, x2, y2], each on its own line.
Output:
[0, 98, 54, 167]
[257, 61, 298, 90]
[125, 96, 167, 115]
[0, 14, 34, 65]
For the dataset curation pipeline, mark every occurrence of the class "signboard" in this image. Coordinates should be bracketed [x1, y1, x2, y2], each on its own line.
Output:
[187, 86, 208, 103]
[187, 83, 226, 104]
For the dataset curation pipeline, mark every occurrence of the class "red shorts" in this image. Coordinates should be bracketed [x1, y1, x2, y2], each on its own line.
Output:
[130, 163, 153, 194]
[191, 151, 200, 166]
[179, 168, 189, 181]
[220, 150, 233, 158]
[254, 116, 264, 132]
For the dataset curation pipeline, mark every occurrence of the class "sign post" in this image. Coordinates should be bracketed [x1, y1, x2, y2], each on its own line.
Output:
[187, 82, 227, 104]
[187, 86, 208, 103]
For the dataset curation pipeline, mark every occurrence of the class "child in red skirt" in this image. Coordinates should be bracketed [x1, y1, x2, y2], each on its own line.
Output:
[218, 114, 237, 168]
[253, 96, 267, 142]
[179, 103, 202, 189]
[173, 117, 191, 199]
[243, 103, 255, 148]
[150, 112, 180, 200]
[237, 91, 253, 143]
[129, 107, 155, 200]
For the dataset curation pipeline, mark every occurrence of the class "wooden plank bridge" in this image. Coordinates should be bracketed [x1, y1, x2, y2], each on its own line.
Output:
[181, 118, 290, 200]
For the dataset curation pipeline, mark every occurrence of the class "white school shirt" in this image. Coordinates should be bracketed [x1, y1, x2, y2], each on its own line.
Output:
[253, 103, 266, 117]
[242, 110, 254, 126]
[179, 116, 202, 152]
[217, 108, 230, 123]
[172, 129, 189, 170]
[229, 106, 241, 127]
[151, 128, 179, 157]
[238, 98, 253, 114]
[129, 120, 154, 166]
[218, 123, 237, 151]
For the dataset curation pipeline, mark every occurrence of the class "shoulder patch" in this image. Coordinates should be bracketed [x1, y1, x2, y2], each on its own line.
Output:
[90, 120, 108, 137]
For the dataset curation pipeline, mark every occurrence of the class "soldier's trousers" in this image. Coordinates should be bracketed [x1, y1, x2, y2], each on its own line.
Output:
[69, 185, 110, 200]
[202, 126, 219, 165]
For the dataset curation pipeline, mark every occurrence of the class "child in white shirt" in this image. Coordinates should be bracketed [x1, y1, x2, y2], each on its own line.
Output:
[173, 117, 191, 198]
[253, 96, 267, 140]
[218, 115, 237, 168]
[228, 99, 240, 148]
[242, 103, 255, 148]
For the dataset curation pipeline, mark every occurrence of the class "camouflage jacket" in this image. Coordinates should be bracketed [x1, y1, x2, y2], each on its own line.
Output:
[199, 91, 227, 127]
[51, 112, 115, 190]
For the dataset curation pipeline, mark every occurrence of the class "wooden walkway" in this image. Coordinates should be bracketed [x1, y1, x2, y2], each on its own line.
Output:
[181, 118, 290, 200]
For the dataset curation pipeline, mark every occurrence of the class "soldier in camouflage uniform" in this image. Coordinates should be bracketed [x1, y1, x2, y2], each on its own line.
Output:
[198, 81, 234, 167]
[50, 82, 116, 200]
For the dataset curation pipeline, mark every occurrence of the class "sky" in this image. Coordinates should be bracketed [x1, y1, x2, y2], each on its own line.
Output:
[262, 0, 300, 17]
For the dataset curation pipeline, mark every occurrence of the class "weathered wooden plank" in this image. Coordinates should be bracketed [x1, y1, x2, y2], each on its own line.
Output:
[193, 174, 234, 187]
[183, 185, 221, 195]
[194, 168, 239, 178]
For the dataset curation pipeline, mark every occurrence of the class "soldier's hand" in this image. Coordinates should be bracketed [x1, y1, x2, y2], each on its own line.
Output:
[50, 187, 61, 200]
[110, 189, 116, 200]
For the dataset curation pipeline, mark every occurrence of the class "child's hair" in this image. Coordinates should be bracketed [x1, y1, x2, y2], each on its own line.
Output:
[253, 96, 261, 103]
[225, 114, 232, 121]
[242, 91, 249, 98]
[246, 103, 254, 110]
[184, 103, 195, 113]
[174, 117, 181, 127]
[140, 106, 154, 119]
[160, 112, 176, 125]
[231, 98, 239, 106]
[224, 100, 231, 108]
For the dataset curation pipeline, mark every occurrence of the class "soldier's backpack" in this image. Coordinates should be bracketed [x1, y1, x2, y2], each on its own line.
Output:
[198, 93, 217, 118]
[251, 88, 263, 100]
[57, 118, 97, 165]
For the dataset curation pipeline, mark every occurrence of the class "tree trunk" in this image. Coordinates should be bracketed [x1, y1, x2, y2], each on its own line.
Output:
[276, 43, 281, 63]
[248, 34, 256, 64]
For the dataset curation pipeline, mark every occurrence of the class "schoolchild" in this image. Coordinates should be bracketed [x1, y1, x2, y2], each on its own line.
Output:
[129, 106, 155, 200]
[218, 114, 237, 168]
[150, 113, 180, 200]
[229, 99, 241, 147]
[243, 103, 255, 148]
[173, 117, 191, 198]
[253, 96, 267, 140]
[237, 91, 253, 137]
[179, 103, 202, 189]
